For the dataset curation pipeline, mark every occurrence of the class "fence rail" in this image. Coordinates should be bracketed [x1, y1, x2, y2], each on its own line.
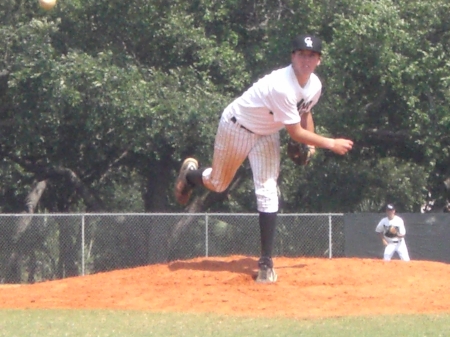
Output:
[0, 213, 343, 284]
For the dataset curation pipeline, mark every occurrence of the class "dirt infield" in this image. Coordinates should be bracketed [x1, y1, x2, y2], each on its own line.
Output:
[1, 256, 450, 319]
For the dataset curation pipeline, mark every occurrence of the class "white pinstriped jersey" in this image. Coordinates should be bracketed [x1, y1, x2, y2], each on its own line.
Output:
[225, 65, 322, 135]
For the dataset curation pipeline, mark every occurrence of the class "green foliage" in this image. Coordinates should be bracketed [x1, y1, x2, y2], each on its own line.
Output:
[281, 153, 428, 213]
[314, 0, 450, 210]
[1, 0, 450, 213]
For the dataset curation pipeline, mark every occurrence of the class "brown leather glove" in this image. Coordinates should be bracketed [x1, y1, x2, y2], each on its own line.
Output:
[287, 139, 313, 166]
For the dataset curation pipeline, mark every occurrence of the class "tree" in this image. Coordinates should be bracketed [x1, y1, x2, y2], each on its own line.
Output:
[1, 0, 450, 214]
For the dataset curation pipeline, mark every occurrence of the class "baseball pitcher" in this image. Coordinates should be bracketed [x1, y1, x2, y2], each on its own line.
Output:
[175, 34, 354, 283]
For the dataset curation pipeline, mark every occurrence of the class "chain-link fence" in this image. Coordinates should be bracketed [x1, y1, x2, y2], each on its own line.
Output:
[0, 213, 343, 284]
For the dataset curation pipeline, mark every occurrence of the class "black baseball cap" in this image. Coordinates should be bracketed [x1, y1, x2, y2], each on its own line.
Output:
[386, 204, 395, 211]
[291, 34, 322, 54]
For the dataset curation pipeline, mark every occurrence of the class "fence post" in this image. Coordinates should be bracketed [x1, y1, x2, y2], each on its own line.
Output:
[205, 214, 209, 257]
[81, 214, 85, 276]
[328, 214, 332, 259]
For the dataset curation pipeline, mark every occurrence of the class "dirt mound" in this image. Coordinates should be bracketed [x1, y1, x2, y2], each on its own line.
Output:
[1, 256, 449, 319]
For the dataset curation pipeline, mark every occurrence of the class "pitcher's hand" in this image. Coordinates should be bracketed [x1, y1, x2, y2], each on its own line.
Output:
[331, 139, 353, 155]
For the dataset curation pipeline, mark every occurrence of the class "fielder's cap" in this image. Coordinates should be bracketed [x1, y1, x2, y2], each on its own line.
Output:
[386, 204, 395, 211]
[291, 34, 322, 54]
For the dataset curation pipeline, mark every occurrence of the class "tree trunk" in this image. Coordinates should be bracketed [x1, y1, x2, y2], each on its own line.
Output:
[5, 181, 47, 283]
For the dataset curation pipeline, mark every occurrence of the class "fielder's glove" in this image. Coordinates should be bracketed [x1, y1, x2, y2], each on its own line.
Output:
[385, 226, 398, 238]
[287, 139, 314, 166]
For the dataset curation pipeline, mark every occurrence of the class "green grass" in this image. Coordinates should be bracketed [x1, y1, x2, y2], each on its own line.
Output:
[0, 310, 449, 337]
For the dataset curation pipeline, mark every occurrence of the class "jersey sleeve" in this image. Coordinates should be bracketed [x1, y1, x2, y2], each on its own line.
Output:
[375, 219, 385, 233]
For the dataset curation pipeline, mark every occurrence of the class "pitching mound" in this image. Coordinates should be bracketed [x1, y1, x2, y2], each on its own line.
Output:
[1, 256, 449, 319]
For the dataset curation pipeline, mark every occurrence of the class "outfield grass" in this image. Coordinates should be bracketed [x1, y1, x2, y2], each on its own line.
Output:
[0, 310, 449, 337]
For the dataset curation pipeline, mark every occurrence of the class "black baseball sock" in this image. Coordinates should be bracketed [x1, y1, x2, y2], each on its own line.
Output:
[186, 169, 205, 187]
[258, 211, 277, 268]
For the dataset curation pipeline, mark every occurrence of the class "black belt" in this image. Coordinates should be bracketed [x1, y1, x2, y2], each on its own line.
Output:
[231, 116, 253, 133]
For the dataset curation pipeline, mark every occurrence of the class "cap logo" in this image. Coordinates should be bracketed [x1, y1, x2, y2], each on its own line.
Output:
[304, 37, 313, 48]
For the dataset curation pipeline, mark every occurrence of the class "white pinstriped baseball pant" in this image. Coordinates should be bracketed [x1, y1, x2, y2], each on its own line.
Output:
[202, 115, 280, 213]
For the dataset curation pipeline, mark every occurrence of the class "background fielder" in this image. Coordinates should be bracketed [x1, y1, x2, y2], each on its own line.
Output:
[175, 34, 354, 283]
[375, 204, 410, 261]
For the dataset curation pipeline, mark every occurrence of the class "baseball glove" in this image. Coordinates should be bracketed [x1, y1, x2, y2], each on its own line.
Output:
[385, 226, 398, 238]
[287, 139, 313, 166]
